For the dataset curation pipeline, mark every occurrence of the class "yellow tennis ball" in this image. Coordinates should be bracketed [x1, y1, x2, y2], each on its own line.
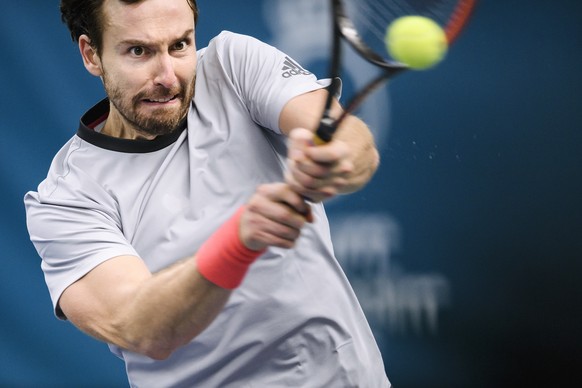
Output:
[386, 16, 448, 70]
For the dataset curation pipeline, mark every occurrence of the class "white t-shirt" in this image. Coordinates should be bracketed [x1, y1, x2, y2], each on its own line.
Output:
[25, 31, 390, 388]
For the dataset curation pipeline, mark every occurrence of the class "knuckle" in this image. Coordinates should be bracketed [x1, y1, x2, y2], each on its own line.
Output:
[246, 200, 260, 213]
[256, 183, 271, 196]
[302, 175, 319, 189]
[340, 161, 354, 174]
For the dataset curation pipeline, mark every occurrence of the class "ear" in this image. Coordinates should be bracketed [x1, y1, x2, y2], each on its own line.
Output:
[79, 34, 103, 77]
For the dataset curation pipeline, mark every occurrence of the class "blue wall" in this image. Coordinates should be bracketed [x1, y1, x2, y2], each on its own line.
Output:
[1, 1, 581, 386]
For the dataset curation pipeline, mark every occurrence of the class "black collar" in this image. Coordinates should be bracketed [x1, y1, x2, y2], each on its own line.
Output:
[76, 98, 187, 153]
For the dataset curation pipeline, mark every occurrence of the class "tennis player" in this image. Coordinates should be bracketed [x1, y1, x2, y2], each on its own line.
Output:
[24, 0, 391, 386]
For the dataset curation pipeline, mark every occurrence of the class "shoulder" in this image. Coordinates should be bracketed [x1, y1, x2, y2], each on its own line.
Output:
[199, 31, 278, 64]
[29, 135, 116, 209]
[210, 30, 270, 50]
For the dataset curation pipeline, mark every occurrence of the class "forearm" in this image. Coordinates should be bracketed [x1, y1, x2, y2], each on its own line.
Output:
[115, 258, 230, 360]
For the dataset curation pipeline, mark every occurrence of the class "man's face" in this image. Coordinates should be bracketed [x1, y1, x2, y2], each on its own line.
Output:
[98, 0, 197, 137]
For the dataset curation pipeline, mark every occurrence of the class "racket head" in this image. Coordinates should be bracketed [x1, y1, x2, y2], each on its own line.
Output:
[315, 0, 477, 143]
[332, 0, 476, 69]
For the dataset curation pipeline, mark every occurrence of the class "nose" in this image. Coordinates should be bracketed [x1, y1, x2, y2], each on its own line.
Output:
[153, 53, 178, 89]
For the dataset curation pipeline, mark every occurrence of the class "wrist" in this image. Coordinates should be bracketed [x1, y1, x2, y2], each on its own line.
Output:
[196, 206, 265, 289]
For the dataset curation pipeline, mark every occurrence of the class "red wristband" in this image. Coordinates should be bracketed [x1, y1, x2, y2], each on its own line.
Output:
[196, 206, 265, 289]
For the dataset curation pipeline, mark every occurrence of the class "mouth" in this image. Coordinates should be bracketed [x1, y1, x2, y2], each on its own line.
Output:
[142, 94, 180, 105]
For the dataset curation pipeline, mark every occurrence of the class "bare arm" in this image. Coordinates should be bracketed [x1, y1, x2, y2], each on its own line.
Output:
[59, 183, 311, 360]
[60, 254, 227, 360]
[279, 88, 380, 201]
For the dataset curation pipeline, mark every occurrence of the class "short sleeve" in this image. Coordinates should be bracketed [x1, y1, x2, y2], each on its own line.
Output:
[24, 147, 138, 319]
[205, 31, 330, 133]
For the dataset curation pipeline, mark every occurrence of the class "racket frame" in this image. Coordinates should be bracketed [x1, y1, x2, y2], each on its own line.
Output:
[315, 0, 476, 143]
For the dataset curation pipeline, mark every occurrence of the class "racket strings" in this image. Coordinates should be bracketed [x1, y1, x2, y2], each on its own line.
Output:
[345, 0, 462, 59]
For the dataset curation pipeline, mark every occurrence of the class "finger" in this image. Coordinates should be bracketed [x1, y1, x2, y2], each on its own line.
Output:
[242, 201, 308, 250]
[286, 184, 335, 203]
[293, 157, 353, 180]
[242, 212, 302, 250]
[287, 128, 312, 162]
[254, 229, 301, 249]
[288, 128, 314, 151]
[304, 140, 352, 166]
[286, 160, 350, 193]
[254, 184, 312, 226]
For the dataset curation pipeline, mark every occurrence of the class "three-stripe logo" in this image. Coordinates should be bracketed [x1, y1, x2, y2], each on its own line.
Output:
[281, 56, 312, 78]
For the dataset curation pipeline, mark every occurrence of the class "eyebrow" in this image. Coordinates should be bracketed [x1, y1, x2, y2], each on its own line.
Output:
[117, 29, 195, 48]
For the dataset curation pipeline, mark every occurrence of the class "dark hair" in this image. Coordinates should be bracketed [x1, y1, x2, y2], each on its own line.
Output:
[60, 0, 198, 54]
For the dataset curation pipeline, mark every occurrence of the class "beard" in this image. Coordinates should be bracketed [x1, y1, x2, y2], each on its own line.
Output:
[103, 72, 196, 137]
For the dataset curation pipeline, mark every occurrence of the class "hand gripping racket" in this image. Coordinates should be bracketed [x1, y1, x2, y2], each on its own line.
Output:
[314, 0, 477, 144]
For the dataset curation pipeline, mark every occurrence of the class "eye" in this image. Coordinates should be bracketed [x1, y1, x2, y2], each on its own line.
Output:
[173, 40, 188, 51]
[129, 46, 146, 57]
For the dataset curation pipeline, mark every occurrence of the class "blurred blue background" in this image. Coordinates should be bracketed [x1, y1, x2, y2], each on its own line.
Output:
[1, 0, 581, 387]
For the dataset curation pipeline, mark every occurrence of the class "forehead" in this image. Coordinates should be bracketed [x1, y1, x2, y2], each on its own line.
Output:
[101, 0, 195, 43]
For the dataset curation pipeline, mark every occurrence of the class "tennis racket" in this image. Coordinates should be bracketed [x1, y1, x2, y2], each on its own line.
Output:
[315, 0, 477, 144]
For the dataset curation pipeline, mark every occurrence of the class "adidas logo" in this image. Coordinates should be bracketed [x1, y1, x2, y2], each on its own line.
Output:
[281, 56, 312, 78]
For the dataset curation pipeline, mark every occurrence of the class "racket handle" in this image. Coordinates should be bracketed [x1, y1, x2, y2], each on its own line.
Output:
[314, 117, 336, 145]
